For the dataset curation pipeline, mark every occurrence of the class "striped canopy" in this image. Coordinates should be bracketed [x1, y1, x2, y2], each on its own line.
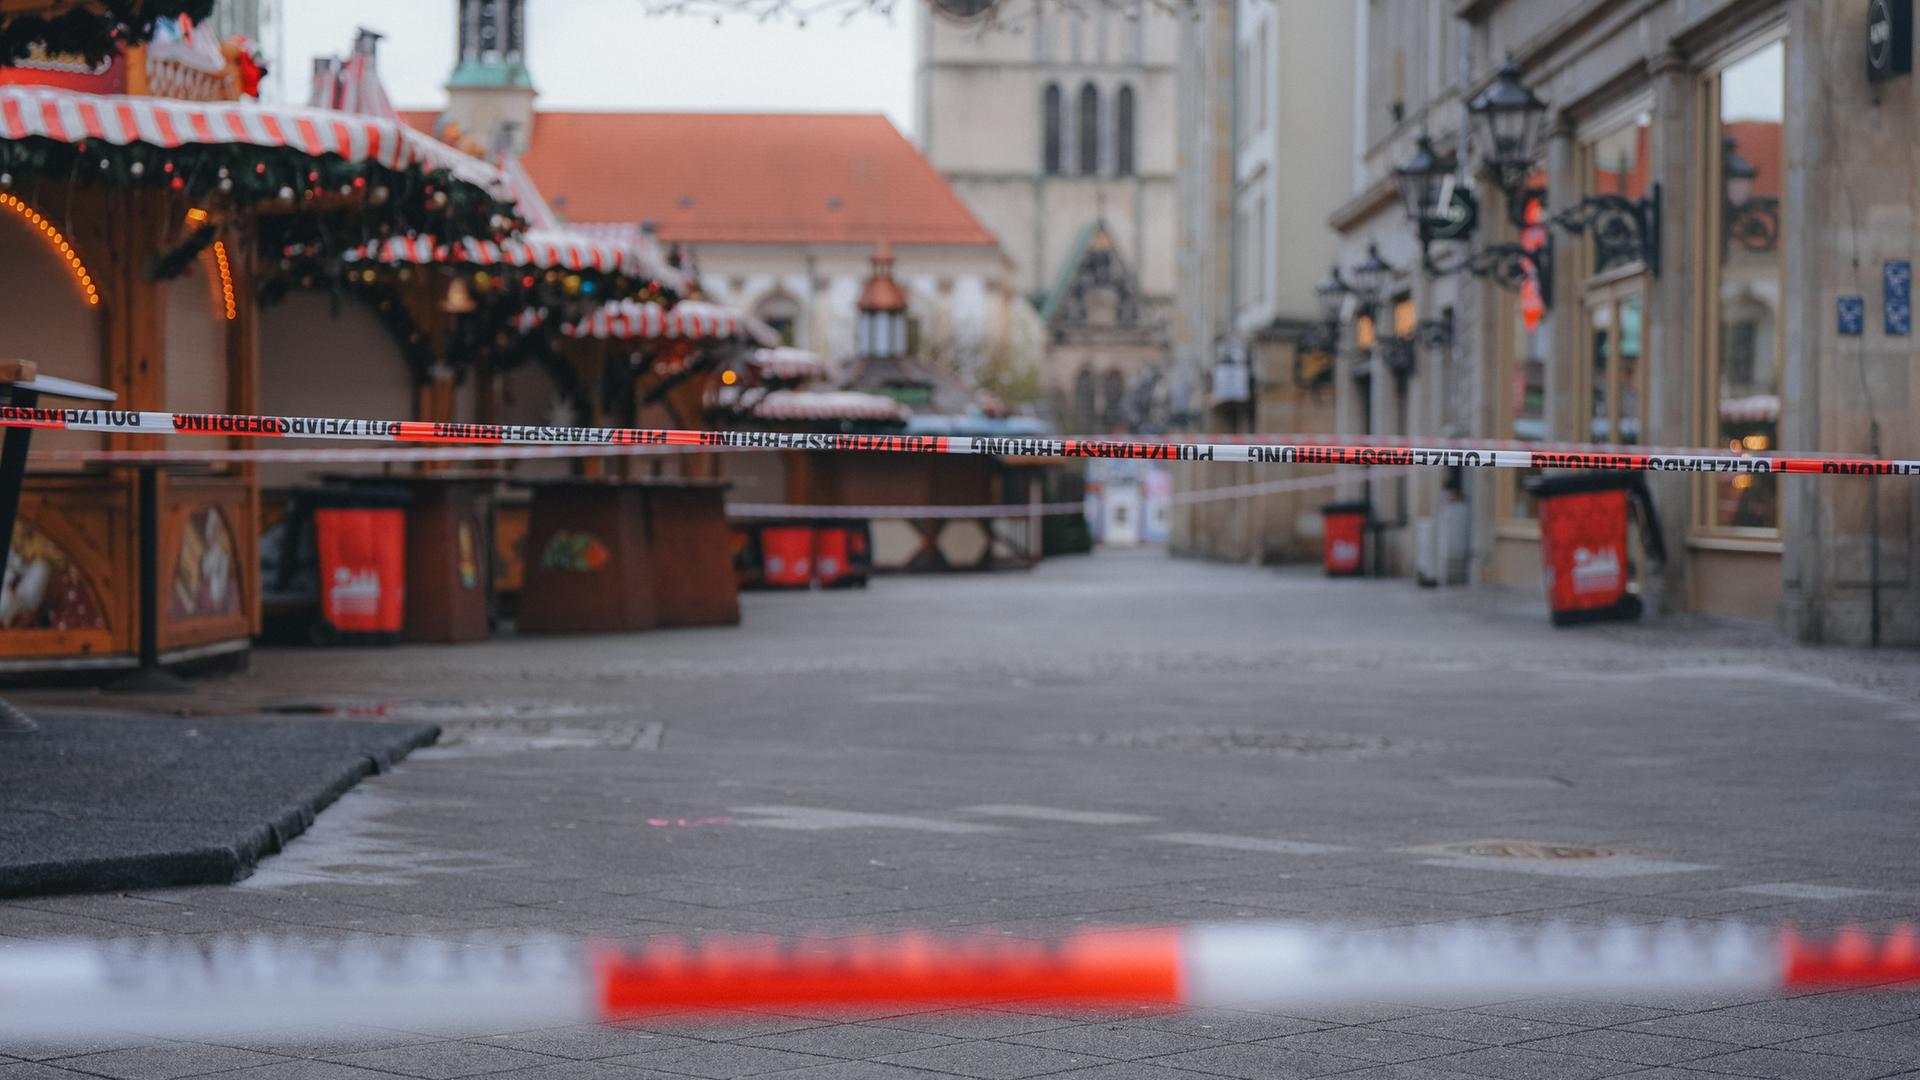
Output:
[0, 84, 510, 199]
[744, 389, 908, 423]
[348, 230, 635, 273]
[565, 300, 775, 345]
[750, 347, 828, 381]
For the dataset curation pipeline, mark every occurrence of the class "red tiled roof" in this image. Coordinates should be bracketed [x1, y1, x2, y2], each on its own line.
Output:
[399, 110, 998, 248]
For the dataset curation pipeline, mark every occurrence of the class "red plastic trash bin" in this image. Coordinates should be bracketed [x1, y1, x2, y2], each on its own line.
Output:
[1320, 502, 1369, 577]
[311, 490, 408, 644]
[813, 520, 872, 589]
[761, 524, 813, 589]
[1527, 472, 1667, 626]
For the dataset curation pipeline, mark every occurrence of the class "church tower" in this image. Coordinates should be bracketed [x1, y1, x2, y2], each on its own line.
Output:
[445, 0, 536, 154]
[912, 0, 1177, 316]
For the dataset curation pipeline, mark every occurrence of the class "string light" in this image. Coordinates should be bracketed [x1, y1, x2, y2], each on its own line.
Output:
[0, 194, 98, 305]
[212, 241, 238, 321]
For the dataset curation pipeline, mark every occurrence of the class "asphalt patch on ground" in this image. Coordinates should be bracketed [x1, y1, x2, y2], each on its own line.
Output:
[0, 712, 436, 897]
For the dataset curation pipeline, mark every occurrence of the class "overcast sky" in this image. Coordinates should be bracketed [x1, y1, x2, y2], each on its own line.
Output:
[275, 0, 918, 136]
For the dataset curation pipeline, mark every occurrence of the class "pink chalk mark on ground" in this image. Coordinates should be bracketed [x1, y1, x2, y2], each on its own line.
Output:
[645, 817, 735, 828]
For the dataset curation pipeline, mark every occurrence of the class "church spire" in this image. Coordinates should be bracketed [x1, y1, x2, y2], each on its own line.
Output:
[453, 0, 531, 86]
[445, 0, 537, 154]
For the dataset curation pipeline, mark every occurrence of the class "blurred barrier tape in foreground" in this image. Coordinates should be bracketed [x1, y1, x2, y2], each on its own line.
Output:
[3, 406, 1917, 477]
[1, 923, 1915, 1038]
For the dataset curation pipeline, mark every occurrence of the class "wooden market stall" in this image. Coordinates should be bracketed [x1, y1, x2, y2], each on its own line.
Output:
[0, 16, 521, 671]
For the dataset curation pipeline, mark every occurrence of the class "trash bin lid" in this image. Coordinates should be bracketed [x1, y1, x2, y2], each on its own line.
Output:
[1525, 471, 1646, 497]
[1320, 501, 1372, 515]
[295, 485, 412, 509]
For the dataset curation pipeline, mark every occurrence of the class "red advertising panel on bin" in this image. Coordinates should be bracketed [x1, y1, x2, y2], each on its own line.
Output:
[315, 507, 407, 633]
[1537, 488, 1629, 613]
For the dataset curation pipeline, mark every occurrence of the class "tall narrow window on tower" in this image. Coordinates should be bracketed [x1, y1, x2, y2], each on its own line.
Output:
[1078, 82, 1101, 175]
[1115, 85, 1136, 176]
[1043, 83, 1064, 175]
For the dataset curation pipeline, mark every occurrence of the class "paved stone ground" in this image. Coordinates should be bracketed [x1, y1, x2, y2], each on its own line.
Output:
[6, 548, 1920, 1079]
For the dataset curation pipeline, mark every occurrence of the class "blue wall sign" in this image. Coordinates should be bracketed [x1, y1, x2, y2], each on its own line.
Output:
[1886, 259, 1912, 336]
[1838, 296, 1865, 336]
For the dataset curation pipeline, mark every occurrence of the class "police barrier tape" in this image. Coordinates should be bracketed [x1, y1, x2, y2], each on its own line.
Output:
[4, 407, 1915, 475]
[729, 470, 1403, 519]
[0, 923, 1913, 1038]
[25, 443, 727, 465]
[22, 430, 1862, 467]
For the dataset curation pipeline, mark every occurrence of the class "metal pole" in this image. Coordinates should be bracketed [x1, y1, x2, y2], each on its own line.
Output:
[1869, 420, 1882, 648]
[0, 383, 39, 733]
[1028, 475, 1041, 564]
[107, 464, 190, 692]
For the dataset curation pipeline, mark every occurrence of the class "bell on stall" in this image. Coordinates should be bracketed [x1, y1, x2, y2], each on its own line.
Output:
[441, 276, 477, 314]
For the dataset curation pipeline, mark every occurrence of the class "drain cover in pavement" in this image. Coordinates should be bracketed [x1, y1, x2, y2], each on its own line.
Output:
[1065, 728, 1431, 760]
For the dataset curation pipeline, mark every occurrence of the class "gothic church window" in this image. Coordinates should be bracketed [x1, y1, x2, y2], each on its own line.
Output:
[1116, 85, 1136, 176]
[1078, 82, 1101, 175]
[1043, 83, 1064, 175]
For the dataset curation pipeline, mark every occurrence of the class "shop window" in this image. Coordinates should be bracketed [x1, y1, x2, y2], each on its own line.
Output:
[1585, 286, 1644, 444]
[1586, 110, 1653, 275]
[1703, 36, 1785, 532]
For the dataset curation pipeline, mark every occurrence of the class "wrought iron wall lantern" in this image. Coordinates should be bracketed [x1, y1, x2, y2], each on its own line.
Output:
[1391, 61, 1701, 306]
[1294, 266, 1348, 389]
[1552, 183, 1662, 277]
[1722, 136, 1780, 254]
[1415, 311, 1454, 351]
[1393, 126, 1553, 304]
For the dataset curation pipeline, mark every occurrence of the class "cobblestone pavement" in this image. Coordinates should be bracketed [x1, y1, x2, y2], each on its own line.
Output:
[6, 549, 1920, 1079]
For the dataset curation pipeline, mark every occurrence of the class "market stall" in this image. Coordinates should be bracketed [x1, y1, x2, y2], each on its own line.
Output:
[0, 17, 520, 671]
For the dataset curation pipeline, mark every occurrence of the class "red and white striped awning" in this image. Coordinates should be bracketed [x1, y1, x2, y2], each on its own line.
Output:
[748, 389, 909, 423]
[0, 84, 510, 198]
[348, 229, 634, 273]
[566, 299, 755, 342]
[750, 347, 827, 381]
[566, 222, 687, 295]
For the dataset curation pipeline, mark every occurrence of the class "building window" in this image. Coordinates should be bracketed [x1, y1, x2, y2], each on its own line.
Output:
[1703, 36, 1785, 532]
[1254, 20, 1268, 134]
[1585, 285, 1644, 444]
[1252, 196, 1267, 304]
[1115, 85, 1135, 176]
[1043, 83, 1064, 175]
[1078, 82, 1101, 175]
[753, 291, 802, 347]
[1586, 111, 1653, 275]
[1579, 107, 1652, 445]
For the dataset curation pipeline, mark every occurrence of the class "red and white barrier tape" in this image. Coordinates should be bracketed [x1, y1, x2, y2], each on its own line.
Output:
[0, 923, 1912, 1038]
[1169, 467, 1415, 505]
[3, 406, 1915, 477]
[728, 501, 1090, 520]
[1124, 430, 1894, 464]
[26, 443, 724, 465]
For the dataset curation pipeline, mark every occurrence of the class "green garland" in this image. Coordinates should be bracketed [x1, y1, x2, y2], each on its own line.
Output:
[0, 136, 521, 256]
[258, 246, 674, 389]
[1, 1, 217, 67]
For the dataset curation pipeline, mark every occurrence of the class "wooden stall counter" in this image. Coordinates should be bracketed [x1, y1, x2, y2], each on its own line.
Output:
[0, 469, 253, 673]
[323, 474, 495, 644]
[515, 477, 739, 636]
[636, 478, 739, 629]
[516, 478, 657, 636]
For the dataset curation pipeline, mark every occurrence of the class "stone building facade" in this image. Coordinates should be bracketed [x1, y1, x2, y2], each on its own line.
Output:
[1315, 0, 1918, 645]
[1168, 0, 1355, 560]
[914, 0, 1178, 430]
